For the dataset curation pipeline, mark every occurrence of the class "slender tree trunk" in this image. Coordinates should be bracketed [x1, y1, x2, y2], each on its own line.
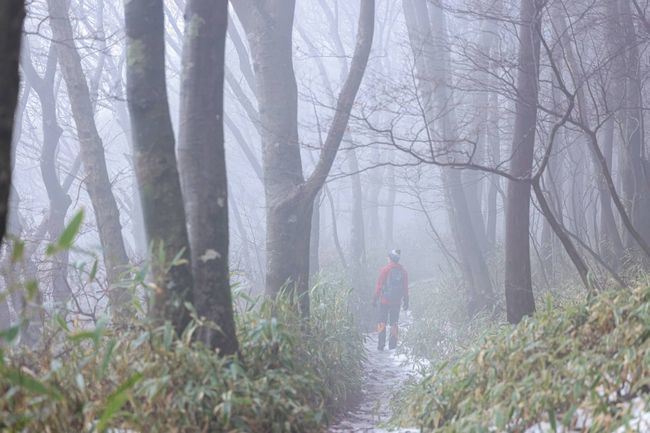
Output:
[618, 0, 650, 251]
[599, 118, 624, 268]
[384, 164, 396, 249]
[47, 0, 130, 320]
[178, 0, 238, 354]
[309, 193, 321, 280]
[533, 179, 591, 290]
[125, 0, 193, 334]
[551, 6, 626, 270]
[106, 55, 148, 259]
[486, 89, 501, 249]
[403, 0, 494, 314]
[504, 0, 543, 324]
[325, 184, 349, 270]
[349, 148, 368, 282]
[427, 1, 495, 307]
[0, 0, 25, 245]
[22, 43, 76, 313]
[365, 164, 384, 250]
[477, 5, 502, 252]
[230, 186, 262, 291]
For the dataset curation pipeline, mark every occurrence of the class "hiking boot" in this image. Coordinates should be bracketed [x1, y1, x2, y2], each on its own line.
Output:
[377, 322, 386, 350]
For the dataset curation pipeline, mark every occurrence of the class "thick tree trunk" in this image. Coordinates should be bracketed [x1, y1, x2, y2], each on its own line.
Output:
[234, 0, 374, 317]
[178, 0, 238, 354]
[504, 0, 543, 324]
[0, 0, 24, 245]
[125, 0, 193, 334]
[47, 0, 130, 320]
[233, 0, 304, 302]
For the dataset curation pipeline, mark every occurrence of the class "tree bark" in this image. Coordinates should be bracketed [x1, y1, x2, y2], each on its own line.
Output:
[125, 0, 193, 334]
[0, 0, 25, 245]
[47, 0, 130, 320]
[233, 0, 374, 317]
[178, 0, 239, 354]
[618, 0, 650, 251]
[504, 0, 544, 324]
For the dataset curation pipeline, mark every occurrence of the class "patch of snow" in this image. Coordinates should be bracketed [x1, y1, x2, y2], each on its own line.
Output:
[329, 312, 419, 432]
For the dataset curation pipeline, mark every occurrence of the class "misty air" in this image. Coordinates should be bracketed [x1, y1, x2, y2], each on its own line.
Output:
[0, 0, 649, 431]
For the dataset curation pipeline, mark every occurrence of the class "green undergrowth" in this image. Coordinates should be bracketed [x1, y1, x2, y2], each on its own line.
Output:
[400, 277, 495, 365]
[395, 282, 650, 432]
[0, 281, 365, 433]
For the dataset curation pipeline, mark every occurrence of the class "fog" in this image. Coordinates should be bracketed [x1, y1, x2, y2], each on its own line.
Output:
[1, 0, 649, 431]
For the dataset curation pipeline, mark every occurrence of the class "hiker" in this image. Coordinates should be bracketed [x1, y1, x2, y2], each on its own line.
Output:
[372, 249, 409, 350]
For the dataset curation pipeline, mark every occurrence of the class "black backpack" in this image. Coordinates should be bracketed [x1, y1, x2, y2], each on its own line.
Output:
[382, 267, 404, 303]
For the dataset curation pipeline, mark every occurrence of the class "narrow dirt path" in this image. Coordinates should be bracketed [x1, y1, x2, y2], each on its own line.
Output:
[329, 313, 418, 433]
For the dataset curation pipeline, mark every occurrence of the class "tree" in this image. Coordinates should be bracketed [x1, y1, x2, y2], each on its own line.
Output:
[504, 0, 545, 324]
[178, 0, 239, 355]
[402, 0, 494, 316]
[0, 0, 25, 245]
[21, 41, 76, 313]
[232, 0, 375, 317]
[124, 0, 193, 334]
[47, 0, 131, 320]
[614, 0, 650, 253]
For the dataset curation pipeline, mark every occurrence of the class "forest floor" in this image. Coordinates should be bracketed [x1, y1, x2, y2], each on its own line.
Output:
[329, 312, 419, 433]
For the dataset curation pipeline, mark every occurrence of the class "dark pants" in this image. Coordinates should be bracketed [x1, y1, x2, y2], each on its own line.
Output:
[377, 303, 400, 350]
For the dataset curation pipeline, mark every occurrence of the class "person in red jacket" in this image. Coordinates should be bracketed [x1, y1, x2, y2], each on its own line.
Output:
[372, 249, 409, 350]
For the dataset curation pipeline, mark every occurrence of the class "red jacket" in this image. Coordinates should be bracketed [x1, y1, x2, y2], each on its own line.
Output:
[374, 262, 409, 305]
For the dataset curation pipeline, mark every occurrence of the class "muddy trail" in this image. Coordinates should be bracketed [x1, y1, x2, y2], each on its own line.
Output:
[329, 313, 419, 433]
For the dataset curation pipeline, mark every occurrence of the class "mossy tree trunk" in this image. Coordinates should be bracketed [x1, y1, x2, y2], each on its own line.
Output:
[178, 0, 239, 355]
[124, 0, 194, 334]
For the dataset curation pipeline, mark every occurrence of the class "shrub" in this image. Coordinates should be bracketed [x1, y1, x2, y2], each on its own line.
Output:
[0, 281, 364, 433]
[399, 277, 495, 365]
[395, 283, 650, 432]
